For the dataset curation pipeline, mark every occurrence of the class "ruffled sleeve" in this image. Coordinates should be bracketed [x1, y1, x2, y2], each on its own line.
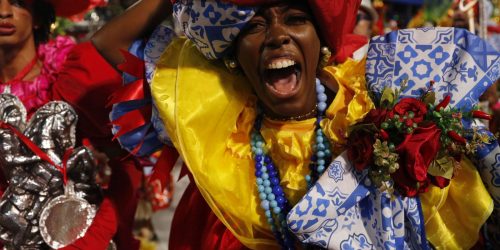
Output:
[320, 57, 375, 151]
[38, 36, 76, 80]
[53, 41, 142, 250]
[52, 41, 122, 148]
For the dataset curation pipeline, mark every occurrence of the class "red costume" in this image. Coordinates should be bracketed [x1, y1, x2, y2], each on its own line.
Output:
[0, 38, 141, 249]
[53, 41, 142, 250]
[0, 0, 142, 248]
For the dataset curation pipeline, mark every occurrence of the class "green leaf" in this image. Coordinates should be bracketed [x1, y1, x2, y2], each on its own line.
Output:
[380, 87, 395, 108]
[422, 92, 435, 106]
[427, 156, 454, 179]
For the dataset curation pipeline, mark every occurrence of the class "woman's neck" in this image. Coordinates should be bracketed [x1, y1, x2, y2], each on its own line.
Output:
[0, 38, 39, 83]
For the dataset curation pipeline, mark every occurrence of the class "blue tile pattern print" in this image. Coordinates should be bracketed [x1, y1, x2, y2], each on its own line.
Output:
[366, 27, 499, 111]
[144, 24, 175, 145]
[341, 234, 374, 250]
[173, 0, 257, 59]
[395, 29, 500, 247]
[290, 28, 500, 249]
[328, 160, 344, 183]
[478, 137, 500, 207]
[287, 152, 428, 249]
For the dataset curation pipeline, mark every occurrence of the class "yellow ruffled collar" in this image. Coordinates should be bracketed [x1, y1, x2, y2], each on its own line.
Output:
[225, 58, 374, 205]
[226, 98, 317, 204]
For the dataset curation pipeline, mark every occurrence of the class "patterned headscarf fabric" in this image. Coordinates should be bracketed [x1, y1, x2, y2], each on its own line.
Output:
[172, 0, 364, 62]
[173, 1, 257, 60]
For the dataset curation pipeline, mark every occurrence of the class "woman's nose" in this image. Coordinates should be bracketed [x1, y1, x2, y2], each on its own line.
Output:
[0, 0, 13, 19]
[264, 22, 291, 49]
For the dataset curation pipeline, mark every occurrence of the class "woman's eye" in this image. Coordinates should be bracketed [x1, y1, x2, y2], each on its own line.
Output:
[243, 21, 266, 34]
[286, 15, 309, 25]
[9, 0, 27, 7]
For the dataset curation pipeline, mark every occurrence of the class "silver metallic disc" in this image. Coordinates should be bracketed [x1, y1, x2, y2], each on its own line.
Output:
[39, 183, 96, 249]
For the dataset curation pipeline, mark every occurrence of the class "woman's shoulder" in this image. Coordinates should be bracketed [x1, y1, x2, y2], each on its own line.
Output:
[37, 36, 77, 76]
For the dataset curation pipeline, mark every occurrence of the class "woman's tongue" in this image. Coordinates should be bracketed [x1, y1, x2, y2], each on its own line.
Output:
[265, 67, 298, 95]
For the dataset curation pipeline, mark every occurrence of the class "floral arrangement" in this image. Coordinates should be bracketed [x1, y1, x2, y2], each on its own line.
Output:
[347, 80, 496, 197]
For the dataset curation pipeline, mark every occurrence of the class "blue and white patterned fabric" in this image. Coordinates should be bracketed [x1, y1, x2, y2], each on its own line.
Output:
[366, 26, 500, 205]
[173, 0, 257, 60]
[476, 129, 500, 245]
[476, 128, 500, 210]
[366, 27, 500, 206]
[144, 23, 175, 145]
[287, 152, 429, 250]
[366, 27, 499, 112]
[145, 23, 176, 84]
[287, 27, 500, 249]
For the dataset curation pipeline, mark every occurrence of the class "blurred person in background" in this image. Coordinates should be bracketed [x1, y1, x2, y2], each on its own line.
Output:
[354, 0, 379, 39]
[445, 0, 500, 137]
[0, 0, 143, 249]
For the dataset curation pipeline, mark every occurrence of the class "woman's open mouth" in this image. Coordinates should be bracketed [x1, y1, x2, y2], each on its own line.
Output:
[263, 58, 301, 98]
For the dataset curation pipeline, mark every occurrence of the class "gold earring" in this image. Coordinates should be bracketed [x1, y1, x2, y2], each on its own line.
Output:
[319, 46, 332, 69]
[224, 58, 239, 73]
[321, 46, 331, 55]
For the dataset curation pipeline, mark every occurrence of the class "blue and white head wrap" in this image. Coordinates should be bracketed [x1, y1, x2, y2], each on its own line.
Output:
[173, 0, 257, 59]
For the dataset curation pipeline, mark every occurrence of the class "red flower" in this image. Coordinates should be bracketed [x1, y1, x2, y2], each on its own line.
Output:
[390, 98, 428, 123]
[347, 130, 375, 172]
[392, 170, 430, 197]
[393, 123, 442, 197]
[363, 108, 388, 127]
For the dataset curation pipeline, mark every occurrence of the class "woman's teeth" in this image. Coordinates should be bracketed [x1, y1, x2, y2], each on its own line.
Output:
[266, 59, 296, 70]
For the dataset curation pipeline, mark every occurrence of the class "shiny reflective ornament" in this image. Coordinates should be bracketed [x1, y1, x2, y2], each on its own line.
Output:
[321, 46, 331, 56]
[0, 94, 101, 249]
[228, 60, 238, 69]
[318, 46, 332, 69]
[224, 58, 239, 73]
[39, 181, 96, 249]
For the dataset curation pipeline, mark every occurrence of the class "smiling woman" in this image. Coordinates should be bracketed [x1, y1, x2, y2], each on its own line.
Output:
[94, 0, 499, 249]
[235, 3, 322, 119]
[93, 0, 368, 249]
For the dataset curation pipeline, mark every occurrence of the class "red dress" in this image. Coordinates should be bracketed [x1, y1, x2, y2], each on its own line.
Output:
[169, 179, 246, 250]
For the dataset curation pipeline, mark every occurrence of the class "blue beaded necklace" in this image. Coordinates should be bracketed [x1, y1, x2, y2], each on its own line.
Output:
[251, 79, 332, 249]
